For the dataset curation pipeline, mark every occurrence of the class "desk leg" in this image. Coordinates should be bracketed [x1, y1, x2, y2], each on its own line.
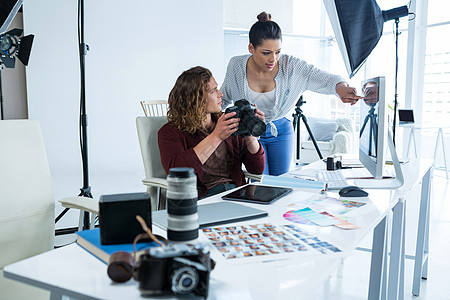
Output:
[433, 128, 449, 180]
[412, 167, 432, 296]
[406, 128, 417, 159]
[399, 208, 406, 299]
[368, 215, 388, 300]
[388, 197, 406, 300]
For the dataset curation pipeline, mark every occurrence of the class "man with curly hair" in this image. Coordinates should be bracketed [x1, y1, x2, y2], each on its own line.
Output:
[158, 66, 265, 198]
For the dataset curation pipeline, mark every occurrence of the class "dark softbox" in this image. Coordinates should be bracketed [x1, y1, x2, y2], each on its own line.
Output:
[324, 0, 409, 78]
[324, 0, 385, 78]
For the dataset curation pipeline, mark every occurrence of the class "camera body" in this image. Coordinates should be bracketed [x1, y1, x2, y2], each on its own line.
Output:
[327, 155, 342, 171]
[225, 99, 266, 137]
[133, 243, 213, 299]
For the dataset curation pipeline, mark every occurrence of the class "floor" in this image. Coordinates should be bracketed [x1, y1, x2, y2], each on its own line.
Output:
[1, 169, 450, 300]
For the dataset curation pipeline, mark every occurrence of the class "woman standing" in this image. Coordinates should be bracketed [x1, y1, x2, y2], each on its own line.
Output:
[221, 12, 361, 175]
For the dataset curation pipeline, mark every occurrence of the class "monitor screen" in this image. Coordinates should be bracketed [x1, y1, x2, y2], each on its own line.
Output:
[398, 109, 414, 123]
[359, 76, 387, 179]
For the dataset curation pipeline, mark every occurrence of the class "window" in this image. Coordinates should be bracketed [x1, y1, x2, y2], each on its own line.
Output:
[422, 9, 450, 127]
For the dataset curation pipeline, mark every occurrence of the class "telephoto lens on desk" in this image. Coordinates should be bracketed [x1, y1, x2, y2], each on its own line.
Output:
[167, 168, 199, 242]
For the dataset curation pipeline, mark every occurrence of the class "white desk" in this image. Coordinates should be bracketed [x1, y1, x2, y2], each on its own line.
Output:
[3, 160, 432, 300]
[403, 125, 449, 179]
[289, 158, 433, 299]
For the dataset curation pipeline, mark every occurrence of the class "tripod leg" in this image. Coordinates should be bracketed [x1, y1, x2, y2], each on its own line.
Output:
[302, 115, 323, 160]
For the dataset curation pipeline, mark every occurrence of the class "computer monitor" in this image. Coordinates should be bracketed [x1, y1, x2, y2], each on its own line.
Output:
[359, 76, 387, 179]
[398, 109, 415, 125]
[355, 76, 404, 189]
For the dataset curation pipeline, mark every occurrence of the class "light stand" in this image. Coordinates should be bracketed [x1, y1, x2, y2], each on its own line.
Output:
[55, 0, 92, 233]
[292, 95, 323, 164]
[392, 18, 400, 146]
[324, 0, 409, 146]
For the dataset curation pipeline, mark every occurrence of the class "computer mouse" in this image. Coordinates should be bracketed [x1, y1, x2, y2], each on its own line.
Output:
[339, 186, 369, 197]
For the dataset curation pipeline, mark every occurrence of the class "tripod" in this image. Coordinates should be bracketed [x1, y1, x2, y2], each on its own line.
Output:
[359, 104, 378, 156]
[292, 95, 323, 163]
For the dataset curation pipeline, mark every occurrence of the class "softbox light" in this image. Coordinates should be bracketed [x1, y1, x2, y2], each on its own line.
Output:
[324, 0, 408, 78]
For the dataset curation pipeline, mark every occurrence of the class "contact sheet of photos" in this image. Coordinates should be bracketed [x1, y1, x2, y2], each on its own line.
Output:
[202, 223, 341, 260]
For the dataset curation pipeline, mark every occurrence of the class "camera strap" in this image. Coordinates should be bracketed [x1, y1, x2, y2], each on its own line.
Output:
[134, 215, 168, 258]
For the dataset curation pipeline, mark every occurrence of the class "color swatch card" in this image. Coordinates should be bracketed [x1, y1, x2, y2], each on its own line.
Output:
[284, 207, 338, 226]
[287, 194, 366, 216]
[320, 211, 360, 230]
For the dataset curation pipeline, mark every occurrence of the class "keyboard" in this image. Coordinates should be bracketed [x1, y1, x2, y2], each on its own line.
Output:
[317, 170, 349, 190]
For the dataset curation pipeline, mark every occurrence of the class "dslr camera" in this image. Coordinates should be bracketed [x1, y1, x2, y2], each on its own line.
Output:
[133, 243, 214, 299]
[225, 99, 266, 137]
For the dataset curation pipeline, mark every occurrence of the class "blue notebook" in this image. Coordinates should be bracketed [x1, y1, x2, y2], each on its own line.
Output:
[76, 228, 159, 264]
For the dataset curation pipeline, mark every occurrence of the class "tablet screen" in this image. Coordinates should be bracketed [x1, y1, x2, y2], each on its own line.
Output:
[221, 185, 293, 204]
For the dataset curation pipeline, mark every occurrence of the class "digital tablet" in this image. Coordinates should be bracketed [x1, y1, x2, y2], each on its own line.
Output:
[221, 184, 293, 205]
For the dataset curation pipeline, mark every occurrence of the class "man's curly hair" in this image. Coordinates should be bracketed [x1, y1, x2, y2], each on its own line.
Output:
[167, 66, 219, 134]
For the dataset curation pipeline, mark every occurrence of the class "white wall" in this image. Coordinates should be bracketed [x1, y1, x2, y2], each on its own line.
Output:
[22, 0, 223, 228]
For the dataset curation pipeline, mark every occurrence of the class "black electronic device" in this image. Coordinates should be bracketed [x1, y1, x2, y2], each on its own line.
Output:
[99, 192, 151, 244]
[225, 99, 266, 137]
[221, 184, 293, 205]
[338, 186, 369, 198]
[398, 109, 415, 125]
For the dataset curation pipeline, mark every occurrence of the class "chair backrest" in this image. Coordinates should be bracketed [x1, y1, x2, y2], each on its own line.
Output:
[140, 100, 168, 117]
[136, 116, 168, 180]
[0, 120, 55, 268]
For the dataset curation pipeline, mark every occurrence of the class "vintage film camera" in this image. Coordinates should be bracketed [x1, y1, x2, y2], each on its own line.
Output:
[326, 154, 342, 171]
[108, 243, 214, 299]
[225, 99, 266, 137]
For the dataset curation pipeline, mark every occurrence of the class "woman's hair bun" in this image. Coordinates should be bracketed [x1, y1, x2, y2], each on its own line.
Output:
[257, 12, 271, 22]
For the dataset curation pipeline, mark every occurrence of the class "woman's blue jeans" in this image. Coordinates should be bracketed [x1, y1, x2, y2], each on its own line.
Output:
[259, 117, 294, 176]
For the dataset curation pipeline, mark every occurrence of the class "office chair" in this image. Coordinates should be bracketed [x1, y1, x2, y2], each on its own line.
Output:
[0, 120, 55, 268]
[140, 100, 168, 117]
[136, 116, 168, 210]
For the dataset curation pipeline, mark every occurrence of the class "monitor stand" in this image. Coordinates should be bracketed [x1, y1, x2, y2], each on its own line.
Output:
[354, 130, 404, 189]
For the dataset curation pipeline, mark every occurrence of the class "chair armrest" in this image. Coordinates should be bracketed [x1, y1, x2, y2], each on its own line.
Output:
[244, 171, 262, 182]
[59, 196, 99, 215]
[142, 177, 168, 189]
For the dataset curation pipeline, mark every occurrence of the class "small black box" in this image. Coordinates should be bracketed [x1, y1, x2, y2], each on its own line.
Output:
[99, 192, 151, 245]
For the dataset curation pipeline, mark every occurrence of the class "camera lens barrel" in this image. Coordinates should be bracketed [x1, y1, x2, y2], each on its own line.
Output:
[166, 168, 199, 242]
